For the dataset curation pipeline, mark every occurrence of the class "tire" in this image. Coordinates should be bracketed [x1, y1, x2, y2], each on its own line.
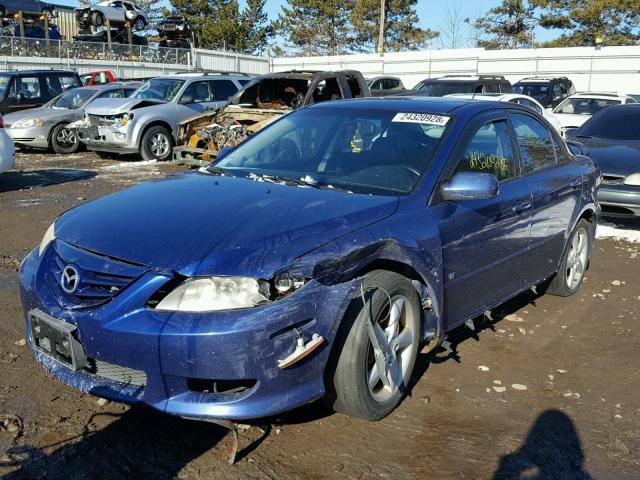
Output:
[51, 124, 80, 154]
[91, 12, 104, 27]
[325, 270, 421, 421]
[133, 17, 146, 31]
[543, 219, 591, 297]
[140, 125, 173, 161]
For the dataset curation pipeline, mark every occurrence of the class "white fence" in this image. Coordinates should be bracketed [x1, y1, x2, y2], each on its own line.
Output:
[272, 45, 640, 93]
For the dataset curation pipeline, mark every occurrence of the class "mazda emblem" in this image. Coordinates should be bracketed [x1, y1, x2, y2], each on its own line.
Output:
[61, 265, 80, 294]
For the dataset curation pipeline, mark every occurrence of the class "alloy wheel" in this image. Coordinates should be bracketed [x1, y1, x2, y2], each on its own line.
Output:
[566, 227, 588, 289]
[150, 133, 169, 157]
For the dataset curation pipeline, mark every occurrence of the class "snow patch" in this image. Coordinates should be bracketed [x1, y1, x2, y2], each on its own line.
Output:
[100, 160, 158, 171]
[596, 221, 640, 244]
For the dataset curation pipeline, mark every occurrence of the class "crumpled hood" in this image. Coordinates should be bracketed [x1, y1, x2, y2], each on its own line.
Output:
[580, 139, 640, 176]
[84, 98, 165, 116]
[54, 172, 399, 278]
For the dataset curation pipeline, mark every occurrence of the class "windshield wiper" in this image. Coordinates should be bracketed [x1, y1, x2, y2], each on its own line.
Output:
[248, 172, 321, 188]
[206, 165, 232, 176]
[574, 135, 593, 139]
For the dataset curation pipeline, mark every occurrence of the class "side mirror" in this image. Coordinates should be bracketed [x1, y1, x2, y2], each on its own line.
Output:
[566, 140, 588, 156]
[441, 171, 499, 201]
[180, 93, 193, 104]
[562, 127, 578, 139]
[217, 146, 232, 160]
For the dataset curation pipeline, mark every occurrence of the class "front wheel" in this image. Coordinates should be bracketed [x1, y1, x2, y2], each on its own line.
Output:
[140, 125, 173, 161]
[543, 219, 591, 297]
[51, 125, 80, 154]
[325, 270, 421, 421]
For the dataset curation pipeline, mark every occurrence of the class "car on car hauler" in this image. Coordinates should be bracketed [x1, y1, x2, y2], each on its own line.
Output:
[20, 97, 599, 424]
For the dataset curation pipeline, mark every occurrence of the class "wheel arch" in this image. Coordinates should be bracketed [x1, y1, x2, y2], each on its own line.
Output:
[137, 120, 175, 148]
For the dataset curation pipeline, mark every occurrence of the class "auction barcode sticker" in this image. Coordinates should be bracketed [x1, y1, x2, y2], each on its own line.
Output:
[392, 112, 450, 125]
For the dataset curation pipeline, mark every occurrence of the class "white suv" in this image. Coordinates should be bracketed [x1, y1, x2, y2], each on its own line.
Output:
[553, 92, 637, 135]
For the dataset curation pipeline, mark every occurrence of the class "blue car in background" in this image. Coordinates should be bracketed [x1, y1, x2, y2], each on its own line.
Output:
[19, 98, 599, 422]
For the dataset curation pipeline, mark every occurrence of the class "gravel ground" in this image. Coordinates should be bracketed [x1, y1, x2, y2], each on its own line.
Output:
[1, 151, 639, 480]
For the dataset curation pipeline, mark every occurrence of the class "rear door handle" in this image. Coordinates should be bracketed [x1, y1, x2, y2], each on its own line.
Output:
[512, 201, 532, 213]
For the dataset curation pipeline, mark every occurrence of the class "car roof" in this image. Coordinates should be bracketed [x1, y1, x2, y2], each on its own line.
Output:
[569, 92, 628, 99]
[157, 73, 249, 80]
[83, 82, 141, 91]
[0, 69, 77, 77]
[306, 96, 521, 116]
[515, 77, 570, 83]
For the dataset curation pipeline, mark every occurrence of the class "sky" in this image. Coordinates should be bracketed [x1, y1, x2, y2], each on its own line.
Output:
[54, 0, 563, 46]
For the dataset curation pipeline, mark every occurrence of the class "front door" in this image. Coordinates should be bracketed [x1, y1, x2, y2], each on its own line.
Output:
[433, 114, 532, 327]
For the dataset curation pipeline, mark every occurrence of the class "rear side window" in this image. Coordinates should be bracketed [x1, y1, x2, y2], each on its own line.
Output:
[211, 80, 238, 101]
[511, 113, 558, 173]
[454, 120, 517, 181]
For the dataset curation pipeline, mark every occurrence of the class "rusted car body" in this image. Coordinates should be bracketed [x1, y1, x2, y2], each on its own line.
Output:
[173, 69, 370, 165]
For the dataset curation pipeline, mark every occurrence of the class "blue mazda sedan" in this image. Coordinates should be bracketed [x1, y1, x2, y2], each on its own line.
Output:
[20, 98, 599, 421]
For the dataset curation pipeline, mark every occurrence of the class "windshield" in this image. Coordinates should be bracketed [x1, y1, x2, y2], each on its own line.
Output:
[213, 108, 450, 196]
[0, 75, 11, 97]
[577, 108, 640, 141]
[413, 81, 477, 96]
[513, 84, 550, 102]
[554, 97, 620, 115]
[47, 88, 95, 109]
[132, 78, 185, 101]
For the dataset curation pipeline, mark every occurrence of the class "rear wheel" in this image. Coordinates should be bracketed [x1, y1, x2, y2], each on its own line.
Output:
[543, 219, 591, 297]
[326, 270, 420, 421]
[91, 12, 104, 27]
[140, 125, 173, 161]
[51, 124, 80, 154]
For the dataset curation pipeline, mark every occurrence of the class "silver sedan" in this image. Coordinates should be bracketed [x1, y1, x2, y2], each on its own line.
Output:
[4, 82, 140, 154]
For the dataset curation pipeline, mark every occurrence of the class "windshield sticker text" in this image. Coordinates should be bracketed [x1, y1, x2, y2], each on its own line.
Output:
[392, 113, 450, 125]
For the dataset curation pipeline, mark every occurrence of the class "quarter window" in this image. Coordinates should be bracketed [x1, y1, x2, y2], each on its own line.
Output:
[511, 113, 558, 173]
[453, 120, 516, 181]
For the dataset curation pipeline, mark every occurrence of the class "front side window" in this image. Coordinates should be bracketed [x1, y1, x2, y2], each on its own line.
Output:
[312, 78, 342, 103]
[511, 113, 557, 173]
[214, 108, 450, 196]
[181, 81, 212, 103]
[453, 120, 516, 181]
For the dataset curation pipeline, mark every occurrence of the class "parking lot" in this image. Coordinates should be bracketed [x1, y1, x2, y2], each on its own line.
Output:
[0, 151, 637, 479]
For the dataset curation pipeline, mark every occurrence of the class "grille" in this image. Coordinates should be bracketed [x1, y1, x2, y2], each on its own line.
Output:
[84, 358, 147, 387]
[48, 241, 145, 309]
[87, 114, 116, 127]
[601, 175, 624, 185]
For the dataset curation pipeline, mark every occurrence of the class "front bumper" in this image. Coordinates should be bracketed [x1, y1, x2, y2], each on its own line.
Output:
[6, 126, 50, 149]
[78, 124, 138, 154]
[599, 184, 640, 218]
[20, 241, 358, 420]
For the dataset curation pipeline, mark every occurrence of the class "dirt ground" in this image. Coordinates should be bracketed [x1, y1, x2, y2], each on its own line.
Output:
[0, 151, 639, 480]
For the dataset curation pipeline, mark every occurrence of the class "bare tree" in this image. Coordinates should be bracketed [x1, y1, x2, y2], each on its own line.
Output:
[439, 2, 467, 49]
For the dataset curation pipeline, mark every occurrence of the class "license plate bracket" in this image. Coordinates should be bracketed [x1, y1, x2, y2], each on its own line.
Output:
[28, 309, 87, 371]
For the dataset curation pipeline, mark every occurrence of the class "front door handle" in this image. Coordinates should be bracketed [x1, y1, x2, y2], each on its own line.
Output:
[512, 201, 532, 213]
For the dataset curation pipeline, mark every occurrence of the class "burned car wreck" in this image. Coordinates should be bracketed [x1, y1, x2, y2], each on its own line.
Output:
[173, 69, 370, 165]
[20, 98, 598, 455]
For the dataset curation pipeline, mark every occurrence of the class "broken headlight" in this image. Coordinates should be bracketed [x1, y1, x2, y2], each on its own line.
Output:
[155, 276, 271, 312]
[113, 113, 133, 128]
[624, 173, 640, 186]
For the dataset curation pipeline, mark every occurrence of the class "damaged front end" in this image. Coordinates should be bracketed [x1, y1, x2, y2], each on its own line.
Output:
[173, 106, 287, 166]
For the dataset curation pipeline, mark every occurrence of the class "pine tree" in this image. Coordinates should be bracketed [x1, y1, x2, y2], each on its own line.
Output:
[239, 0, 273, 54]
[472, 0, 535, 49]
[275, 0, 354, 56]
[530, 0, 640, 46]
[351, 0, 439, 52]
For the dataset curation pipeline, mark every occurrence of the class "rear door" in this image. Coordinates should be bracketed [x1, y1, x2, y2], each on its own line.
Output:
[433, 112, 532, 327]
[508, 111, 582, 285]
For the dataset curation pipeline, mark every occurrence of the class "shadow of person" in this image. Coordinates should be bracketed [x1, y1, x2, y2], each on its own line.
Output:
[493, 409, 592, 480]
[1, 407, 236, 479]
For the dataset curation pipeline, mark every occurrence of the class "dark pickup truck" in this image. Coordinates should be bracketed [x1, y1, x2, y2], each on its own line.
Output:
[173, 69, 370, 165]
